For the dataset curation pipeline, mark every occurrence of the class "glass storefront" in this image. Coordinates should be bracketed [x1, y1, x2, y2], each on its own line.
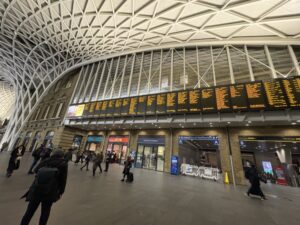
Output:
[22, 132, 32, 150]
[43, 131, 54, 148]
[239, 136, 300, 187]
[135, 136, 165, 172]
[29, 131, 41, 152]
[178, 136, 221, 181]
[106, 136, 129, 164]
[85, 135, 103, 152]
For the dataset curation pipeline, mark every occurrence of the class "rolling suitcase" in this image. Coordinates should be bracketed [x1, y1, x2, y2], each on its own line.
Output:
[126, 172, 134, 183]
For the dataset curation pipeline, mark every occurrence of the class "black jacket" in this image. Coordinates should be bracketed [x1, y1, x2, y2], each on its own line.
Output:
[26, 155, 68, 203]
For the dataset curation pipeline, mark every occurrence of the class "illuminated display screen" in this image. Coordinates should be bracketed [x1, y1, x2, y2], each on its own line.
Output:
[83, 103, 90, 116]
[106, 100, 115, 116]
[167, 92, 177, 113]
[215, 86, 231, 111]
[114, 99, 122, 116]
[189, 89, 201, 112]
[201, 88, 216, 112]
[177, 91, 189, 113]
[89, 102, 96, 115]
[95, 102, 102, 115]
[129, 97, 138, 115]
[67, 104, 85, 117]
[100, 101, 108, 117]
[282, 77, 300, 108]
[137, 96, 147, 115]
[263, 80, 287, 108]
[245, 82, 266, 109]
[156, 94, 167, 114]
[230, 84, 248, 110]
[121, 98, 130, 116]
[146, 95, 156, 114]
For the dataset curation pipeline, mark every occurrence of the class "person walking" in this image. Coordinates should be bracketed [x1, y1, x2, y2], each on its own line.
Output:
[80, 151, 91, 171]
[28, 144, 44, 174]
[6, 145, 26, 177]
[74, 150, 83, 164]
[64, 148, 73, 162]
[121, 156, 132, 182]
[39, 147, 52, 162]
[92, 152, 103, 176]
[104, 151, 111, 172]
[245, 164, 267, 200]
[20, 149, 68, 225]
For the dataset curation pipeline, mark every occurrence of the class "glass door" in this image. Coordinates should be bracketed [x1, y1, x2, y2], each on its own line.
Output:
[157, 146, 165, 171]
[136, 145, 144, 168]
[143, 146, 152, 169]
[150, 146, 158, 170]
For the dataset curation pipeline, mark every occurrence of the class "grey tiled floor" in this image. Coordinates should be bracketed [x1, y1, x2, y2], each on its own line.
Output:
[0, 151, 300, 225]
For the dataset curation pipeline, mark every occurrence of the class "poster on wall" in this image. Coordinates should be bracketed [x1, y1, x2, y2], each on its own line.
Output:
[262, 161, 273, 175]
[66, 104, 85, 117]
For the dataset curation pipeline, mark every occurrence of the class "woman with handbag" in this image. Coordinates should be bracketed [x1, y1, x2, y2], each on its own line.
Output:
[6, 145, 26, 177]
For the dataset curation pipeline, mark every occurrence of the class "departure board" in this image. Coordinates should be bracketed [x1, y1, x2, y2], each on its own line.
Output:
[230, 84, 248, 110]
[167, 92, 177, 113]
[245, 82, 266, 109]
[113, 99, 122, 116]
[189, 89, 201, 112]
[283, 77, 300, 108]
[100, 101, 108, 117]
[201, 88, 216, 112]
[88, 102, 96, 116]
[129, 97, 138, 115]
[156, 93, 167, 114]
[177, 91, 189, 113]
[263, 80, 287, 108]
[95, 102, 102, 115]
[215, 87, 231, 111]
[137, 96, 147, 115]
[146, 95, 156, 114]
[106, 100, 115, 116]
[121, 98, 130, 116]
[83, 103, 90, 116]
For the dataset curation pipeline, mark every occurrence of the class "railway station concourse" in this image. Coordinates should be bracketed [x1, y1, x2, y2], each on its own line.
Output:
[0, 1, 300, 225]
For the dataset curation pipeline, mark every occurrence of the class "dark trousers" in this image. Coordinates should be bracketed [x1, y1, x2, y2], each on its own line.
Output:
[20, 200, 52, 225]
[6, 156, 16, 175]
[105, 161, 109, 171]
[28, 157, 39, 173]
[80, 161, 89, 170]
[93, 162, 102, 176]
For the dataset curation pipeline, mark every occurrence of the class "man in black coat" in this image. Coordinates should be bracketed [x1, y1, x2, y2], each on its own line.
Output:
[245, 165, 266, 200]
[6, 145, 26, 177]
[20, 150, 68, 225]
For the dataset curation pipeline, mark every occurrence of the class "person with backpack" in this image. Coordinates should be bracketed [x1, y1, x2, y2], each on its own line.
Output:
[121, 156, 133, 182]
[92, 151, 103, 176]
[6, 145, 26, 177]
[28, 144, 44, 174]
[20, 149, 68, 225]
[80, 151, 91, 171]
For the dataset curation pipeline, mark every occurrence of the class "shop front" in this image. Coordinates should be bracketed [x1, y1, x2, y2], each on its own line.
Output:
[43, 131, 54, 148]
[239, 136, 300, 187]
[85, 135, 103, 152]
[106, 136, 129, 164]
[29, 131, 41, 152]
[135, 135, 165, 171]
[178, 136, 222, 181]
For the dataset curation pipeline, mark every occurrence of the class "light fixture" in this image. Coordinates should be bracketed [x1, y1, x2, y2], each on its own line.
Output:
[246, 124, 249, 126]
[291, 122, 296, 125]
[248, 121, 251, 124]
[227, 122, 231, 124]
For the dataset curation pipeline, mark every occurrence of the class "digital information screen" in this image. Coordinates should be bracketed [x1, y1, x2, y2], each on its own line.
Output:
[167, 92, 177, 113]
[100, 101, 108, 117]
[177, 91, 189, 113]
[156, 93, 167, 114]
[114, 99, 122, 116]
[83, 103, 90, 116]
[95, 102, 102, 115]
[215, 86, 231, 111]
[189, 89, 201, 112]
[146, 95, 156, 115]
[283, 77, 300, 108]
[137, 96, 147, 115]
[230, 84, 248, 110]
[89, 102, 96, 116]
[121, 98, 130, 116]
[129, 97, 138, 115]
[245, 82, 266, 109]
[263, 80, 287, 108]
[201, 88, 216, 112]
[106, 100, 115, 116]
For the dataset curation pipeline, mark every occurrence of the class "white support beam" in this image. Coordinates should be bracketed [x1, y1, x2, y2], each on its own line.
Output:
[183, 47, 186, 90]
[244, 45, 255, 81]
[82, 63, 95, 102]
[264, 45, 277, 79]
[88, 61, 102, 101]
[102, 58, 114, 99]
[95, 60, 107, 101]
[288, 45, 300, 75]
[210, 46, 216, 86]
[148, 51, 153, 93]
[127, 53, 136, 96]
[110, 56, 121, 99]
[118, 55, 128, 98]
[171, 48, 174, 91]
[137, 52, 144, 95]
[196, 46, 200, 88]
[226, 46, 235, 84]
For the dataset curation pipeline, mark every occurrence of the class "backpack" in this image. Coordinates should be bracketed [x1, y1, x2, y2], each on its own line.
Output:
[33, 167, 59, 195]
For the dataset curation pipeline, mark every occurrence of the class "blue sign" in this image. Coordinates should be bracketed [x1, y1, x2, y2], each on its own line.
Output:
[137, 136, 165, 145]
[87, 135, 103, 143]
[170, 155, 179, 175]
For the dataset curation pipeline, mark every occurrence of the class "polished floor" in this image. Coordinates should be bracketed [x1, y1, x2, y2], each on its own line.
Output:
[0, 152, 300, 225]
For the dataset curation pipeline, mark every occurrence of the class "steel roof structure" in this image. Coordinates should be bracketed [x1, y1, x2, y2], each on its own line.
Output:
[0, 0, 300, 148]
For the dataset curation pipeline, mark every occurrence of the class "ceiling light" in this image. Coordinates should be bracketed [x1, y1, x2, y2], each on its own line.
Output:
[227, 122, 231, 124]
[291, 122, 296, 125]
[193, 123, 196, 126]
[248, 121, 251, 123]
